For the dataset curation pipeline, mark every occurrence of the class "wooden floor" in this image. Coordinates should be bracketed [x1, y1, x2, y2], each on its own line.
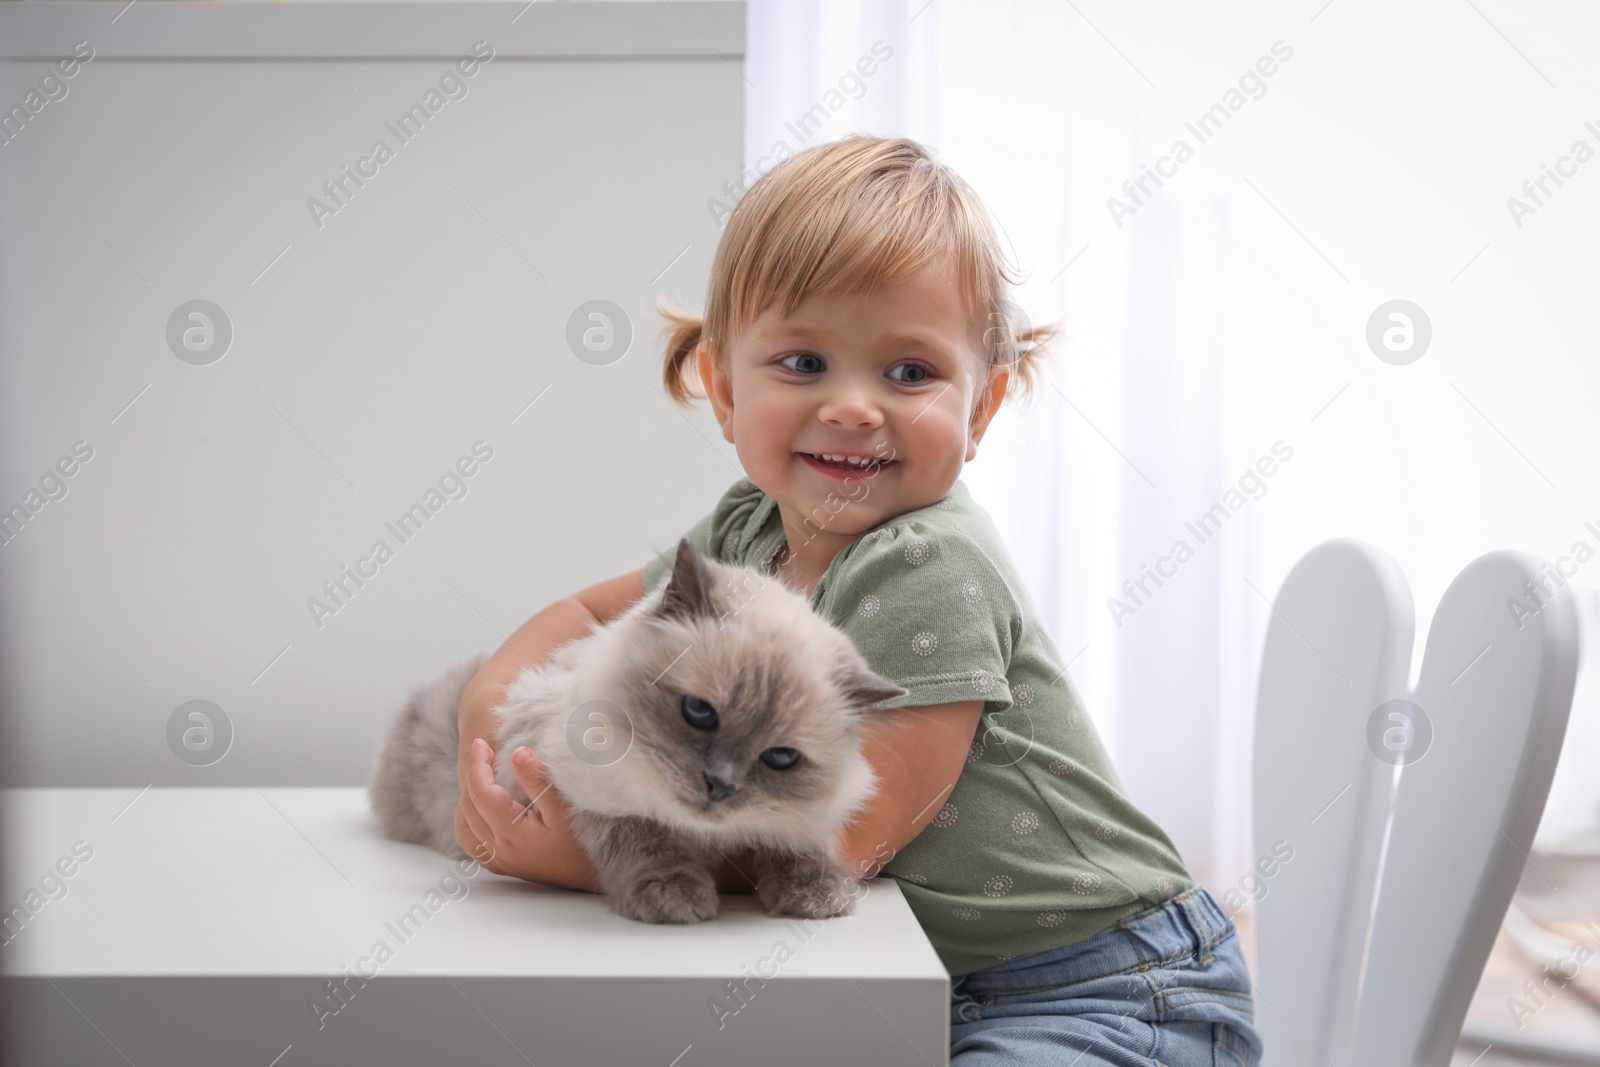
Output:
[1229, 868, 1600, 1066]
[1448, 917, 1600, 1067]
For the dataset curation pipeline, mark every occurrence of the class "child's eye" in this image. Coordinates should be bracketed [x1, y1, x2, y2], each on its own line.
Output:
[887, 362, 932, 384]
[777, 352, 824, 374]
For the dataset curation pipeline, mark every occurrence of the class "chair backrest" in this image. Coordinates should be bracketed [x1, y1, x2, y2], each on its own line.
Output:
[1252, 542, 1581, 1067]
[1347, 550, 1580, 1067]
[1252, 539, 1415, 1067]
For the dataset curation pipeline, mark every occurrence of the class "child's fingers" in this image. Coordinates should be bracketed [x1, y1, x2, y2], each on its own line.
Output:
[507, 747, 551, 827]
[466, 737, 506, 804]
[462, 743, 513, 837]
[457, 738, 494, 814]
[454, 801, 500, 870]
[468, 738, 546, 840]
[458, 787, 495, 851]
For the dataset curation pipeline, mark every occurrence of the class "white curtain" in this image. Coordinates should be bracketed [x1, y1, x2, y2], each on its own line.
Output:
[740, 0, 1600, 891]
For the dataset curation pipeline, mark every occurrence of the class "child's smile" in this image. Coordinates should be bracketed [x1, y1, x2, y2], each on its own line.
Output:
[795, 451, 897, 478]
[699, 256, 1009, 589]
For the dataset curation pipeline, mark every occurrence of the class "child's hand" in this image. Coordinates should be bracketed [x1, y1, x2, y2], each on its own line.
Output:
[454, 738, 598, 889]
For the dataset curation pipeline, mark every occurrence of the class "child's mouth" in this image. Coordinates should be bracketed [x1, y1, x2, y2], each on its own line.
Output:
[797, 452, 895, 479]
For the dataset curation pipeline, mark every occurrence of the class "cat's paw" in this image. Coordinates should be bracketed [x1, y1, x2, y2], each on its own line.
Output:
[612, 869, 720, 924]
[758, 866, 859, 920]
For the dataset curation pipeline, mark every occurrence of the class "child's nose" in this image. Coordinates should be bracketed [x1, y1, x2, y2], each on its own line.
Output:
[818, 385, 885, 426]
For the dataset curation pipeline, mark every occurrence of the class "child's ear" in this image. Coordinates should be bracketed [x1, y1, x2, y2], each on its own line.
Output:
[697, 342, 736, 444]
[967, 366, 1009, 460]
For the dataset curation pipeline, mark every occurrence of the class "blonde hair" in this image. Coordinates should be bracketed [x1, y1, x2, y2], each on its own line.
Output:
[657, 134, 1060, 420]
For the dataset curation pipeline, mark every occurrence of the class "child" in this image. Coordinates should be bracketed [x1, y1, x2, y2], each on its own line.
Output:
[453, 134, 1264, 1066]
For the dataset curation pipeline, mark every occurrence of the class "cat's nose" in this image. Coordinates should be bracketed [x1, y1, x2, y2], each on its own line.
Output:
[703, 771, 740, 802]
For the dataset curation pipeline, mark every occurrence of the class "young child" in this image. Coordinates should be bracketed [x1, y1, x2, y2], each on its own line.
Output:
[453, 134, 1264, 1066]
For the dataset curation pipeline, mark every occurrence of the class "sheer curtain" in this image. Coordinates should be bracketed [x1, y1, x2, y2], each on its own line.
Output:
[739, 0, 1600, 890]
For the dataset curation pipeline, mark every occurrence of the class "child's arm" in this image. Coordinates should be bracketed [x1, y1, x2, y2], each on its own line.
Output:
[835, 700, 986, 876]
[712, 699, 986, 890]
[454, 569, 647, 889]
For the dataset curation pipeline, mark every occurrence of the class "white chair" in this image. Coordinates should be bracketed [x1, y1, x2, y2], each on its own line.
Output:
[1251, 540, 1581, 1067]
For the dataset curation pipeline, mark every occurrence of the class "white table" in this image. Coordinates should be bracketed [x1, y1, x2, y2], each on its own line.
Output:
[1, 788, 949, 1067]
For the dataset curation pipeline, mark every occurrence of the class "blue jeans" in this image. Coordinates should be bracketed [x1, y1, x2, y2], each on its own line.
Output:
[949, 886, 1264, 1066]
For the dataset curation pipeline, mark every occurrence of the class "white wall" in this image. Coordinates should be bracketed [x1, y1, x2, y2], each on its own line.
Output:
[0, 1, 746, 786]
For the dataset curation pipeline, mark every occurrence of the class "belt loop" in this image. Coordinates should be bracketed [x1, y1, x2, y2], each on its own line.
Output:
[1178, 889, 1213, 954]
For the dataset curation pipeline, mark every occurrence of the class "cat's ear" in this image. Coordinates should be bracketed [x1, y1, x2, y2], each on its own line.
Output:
[656, 538, 718, 622]
[838, 657, 909, 711]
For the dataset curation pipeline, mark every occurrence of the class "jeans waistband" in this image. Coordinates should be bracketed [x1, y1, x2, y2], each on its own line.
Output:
[952, 887, 1236, 995]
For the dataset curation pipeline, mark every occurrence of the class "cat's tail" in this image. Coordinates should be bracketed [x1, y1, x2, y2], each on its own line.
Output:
[367, 652, 488, 857]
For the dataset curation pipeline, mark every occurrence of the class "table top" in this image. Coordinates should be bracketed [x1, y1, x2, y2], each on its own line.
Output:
[0, 788, 947, 981]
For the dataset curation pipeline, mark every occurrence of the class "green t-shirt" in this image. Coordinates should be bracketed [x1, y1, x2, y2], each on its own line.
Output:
[641, 477, 1195, 976]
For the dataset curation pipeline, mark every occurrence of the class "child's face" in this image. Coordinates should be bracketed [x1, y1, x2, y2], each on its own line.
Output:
[699, 257, 1008, 540]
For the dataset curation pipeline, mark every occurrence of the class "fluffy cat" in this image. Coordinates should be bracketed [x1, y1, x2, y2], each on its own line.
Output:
[368, 537, 908, 924]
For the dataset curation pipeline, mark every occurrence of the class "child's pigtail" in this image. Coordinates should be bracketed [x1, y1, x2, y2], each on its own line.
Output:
[1003, 320, 1065, 410]
[656, 295, 708, 406]
[976, 305, 1065, 421]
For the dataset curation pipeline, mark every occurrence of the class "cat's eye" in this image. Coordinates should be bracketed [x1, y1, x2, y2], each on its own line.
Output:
[759, 747, 801, 770]
[680, 694, 719, 730]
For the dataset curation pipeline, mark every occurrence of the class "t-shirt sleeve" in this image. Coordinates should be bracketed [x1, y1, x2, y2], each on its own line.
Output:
[641, 506, 719, 595]
[828, 520, 1019, 713]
